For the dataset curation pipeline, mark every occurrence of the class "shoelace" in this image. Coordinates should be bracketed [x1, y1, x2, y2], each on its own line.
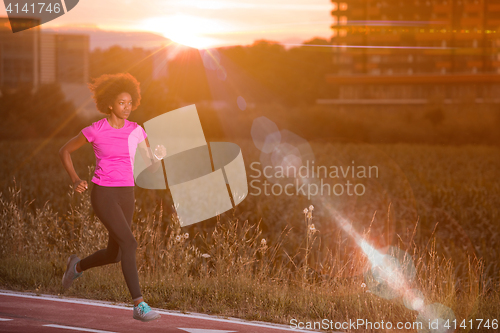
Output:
[136, 302, 151, 315]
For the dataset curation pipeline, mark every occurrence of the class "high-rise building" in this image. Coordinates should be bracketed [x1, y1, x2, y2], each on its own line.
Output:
[40, 33, 56, 84]
[0, 17, 40, 93]
[0, 17, 90, 91]
[331, 0, 500, 75]
[323, 0, 500, 104]
[1, 17, 95, 117]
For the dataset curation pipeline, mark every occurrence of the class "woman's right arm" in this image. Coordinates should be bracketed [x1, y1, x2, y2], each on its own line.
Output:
[59, 131, 89, 193]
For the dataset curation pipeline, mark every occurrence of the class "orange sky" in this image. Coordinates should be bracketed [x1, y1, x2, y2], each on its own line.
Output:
[1, 0, 335, 48]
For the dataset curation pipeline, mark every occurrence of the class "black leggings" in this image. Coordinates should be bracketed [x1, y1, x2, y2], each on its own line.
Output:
[79, 184, 142, 301]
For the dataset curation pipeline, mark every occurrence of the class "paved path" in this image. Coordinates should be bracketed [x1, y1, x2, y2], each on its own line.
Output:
[0, 290, 318, 333]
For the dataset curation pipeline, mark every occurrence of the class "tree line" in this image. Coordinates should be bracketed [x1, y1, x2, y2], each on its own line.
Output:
[1, 38, 498, 145]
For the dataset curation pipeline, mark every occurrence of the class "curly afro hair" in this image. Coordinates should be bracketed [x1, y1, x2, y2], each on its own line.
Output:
[87, 73, 141, 115]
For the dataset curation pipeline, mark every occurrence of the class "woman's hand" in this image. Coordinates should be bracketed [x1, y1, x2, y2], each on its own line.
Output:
[59, 132, 88, 186]
[153, 144, 167, 161]
[73, 179, 88, 193]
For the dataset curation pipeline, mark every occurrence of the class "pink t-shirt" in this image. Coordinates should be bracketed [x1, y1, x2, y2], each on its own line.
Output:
[81, 118, 148, 187]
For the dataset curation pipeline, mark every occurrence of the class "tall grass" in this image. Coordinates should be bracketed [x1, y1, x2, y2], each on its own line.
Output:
[0, 177, 498, 331]
[0, 138, 499, 331]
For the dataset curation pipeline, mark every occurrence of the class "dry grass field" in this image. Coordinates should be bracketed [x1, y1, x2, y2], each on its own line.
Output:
[0, 136, 499, 332]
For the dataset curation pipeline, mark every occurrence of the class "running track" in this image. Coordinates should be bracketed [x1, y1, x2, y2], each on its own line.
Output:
[0, 290, 324, 333]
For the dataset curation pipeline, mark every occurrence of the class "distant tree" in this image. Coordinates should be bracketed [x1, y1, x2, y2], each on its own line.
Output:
[218, 40, 288, 105]
[288, 38, 335, 105]
[165, 47, 211, 104]
[217, 38, 334, 106]
[0, 83, 78, 140]
[134, 78, 179, 124]
[90, 46, 154, 86]
[32, 83, 79, 138]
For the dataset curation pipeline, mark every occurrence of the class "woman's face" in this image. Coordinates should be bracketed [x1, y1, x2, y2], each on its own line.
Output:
[109, 92, 133, 119]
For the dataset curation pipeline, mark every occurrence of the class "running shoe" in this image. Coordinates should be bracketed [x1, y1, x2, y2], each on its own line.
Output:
[133, 301, 161, 322]
[62, 254, 83, 289]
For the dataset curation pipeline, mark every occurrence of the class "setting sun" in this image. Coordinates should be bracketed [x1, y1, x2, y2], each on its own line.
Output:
[137, 14, 230, 49]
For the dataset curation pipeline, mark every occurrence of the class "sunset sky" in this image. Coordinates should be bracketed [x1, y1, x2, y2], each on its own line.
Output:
[1, 0, 335, 48]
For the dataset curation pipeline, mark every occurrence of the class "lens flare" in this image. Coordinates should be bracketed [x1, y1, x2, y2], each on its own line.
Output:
[292, 171, 455, 330]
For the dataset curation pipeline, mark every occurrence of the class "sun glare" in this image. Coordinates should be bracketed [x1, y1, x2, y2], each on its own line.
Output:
[138, 15, 228, 49]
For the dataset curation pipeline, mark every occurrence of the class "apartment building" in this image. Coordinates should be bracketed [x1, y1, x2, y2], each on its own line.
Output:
[324, 0, 500, 104]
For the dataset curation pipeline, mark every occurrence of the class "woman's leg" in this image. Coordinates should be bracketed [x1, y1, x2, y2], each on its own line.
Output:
[79, 184, 142, 301]
[117, 185, 142, 303]
[79, 187, 135, 270]
[78, 235, 121, 271]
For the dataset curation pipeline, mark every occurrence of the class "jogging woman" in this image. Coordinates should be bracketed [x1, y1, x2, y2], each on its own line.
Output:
[59, 73, 165, 322]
